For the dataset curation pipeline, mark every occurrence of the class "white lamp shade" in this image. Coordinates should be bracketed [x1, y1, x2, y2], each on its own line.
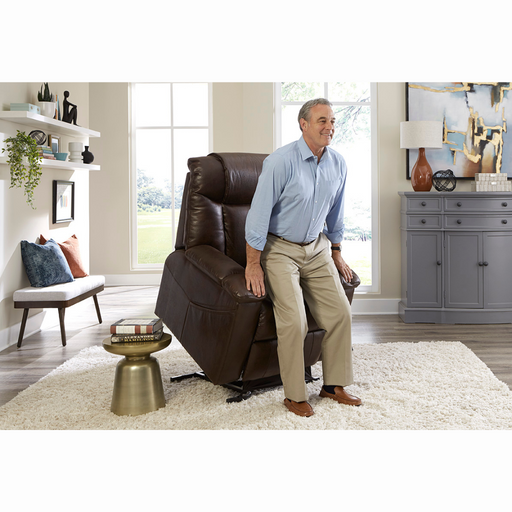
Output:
[400, 121, 443, 149]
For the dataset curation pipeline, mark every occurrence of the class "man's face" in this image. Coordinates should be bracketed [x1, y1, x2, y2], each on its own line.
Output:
[300, 104, 336, 151]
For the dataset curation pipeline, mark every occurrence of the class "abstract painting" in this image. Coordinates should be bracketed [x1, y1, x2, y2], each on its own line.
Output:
[406, 82, 512, 179]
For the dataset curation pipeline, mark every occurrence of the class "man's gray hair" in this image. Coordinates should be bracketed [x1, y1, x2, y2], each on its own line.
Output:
[298, 98, 333, 131]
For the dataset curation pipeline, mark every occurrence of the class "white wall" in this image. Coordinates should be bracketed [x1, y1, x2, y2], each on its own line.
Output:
[0, 83, 91, 350]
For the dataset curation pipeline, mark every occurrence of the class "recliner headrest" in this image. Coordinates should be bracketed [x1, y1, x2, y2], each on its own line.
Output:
[209, 153, 268, 205]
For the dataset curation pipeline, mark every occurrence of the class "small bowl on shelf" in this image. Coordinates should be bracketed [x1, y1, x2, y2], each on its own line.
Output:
[54, 152, 68, 161]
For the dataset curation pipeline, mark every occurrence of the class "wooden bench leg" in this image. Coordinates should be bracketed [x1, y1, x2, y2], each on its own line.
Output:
[93, 294, 102, 324]
[58, 308, 66, 347]
[17, 308, 29, 348]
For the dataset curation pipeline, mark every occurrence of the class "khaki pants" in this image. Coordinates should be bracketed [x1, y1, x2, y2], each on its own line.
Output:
[261, 233, 353, 402]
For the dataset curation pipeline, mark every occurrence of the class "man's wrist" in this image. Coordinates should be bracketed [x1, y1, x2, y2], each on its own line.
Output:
[331, 246, 341, 251]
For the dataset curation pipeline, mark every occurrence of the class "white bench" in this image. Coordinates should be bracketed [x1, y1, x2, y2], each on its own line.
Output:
[13, 275, 105, 348]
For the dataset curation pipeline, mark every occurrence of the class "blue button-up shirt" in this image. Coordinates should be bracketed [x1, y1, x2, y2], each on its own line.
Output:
[245, 136, 347, 251]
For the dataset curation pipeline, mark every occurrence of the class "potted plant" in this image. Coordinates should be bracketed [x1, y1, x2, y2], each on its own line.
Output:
[37, 82, 56, 118]
[2, 130, 43, 209]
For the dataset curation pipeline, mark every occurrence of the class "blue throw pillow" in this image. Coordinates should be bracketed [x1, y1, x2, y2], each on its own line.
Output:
[20, 239, 74, 287]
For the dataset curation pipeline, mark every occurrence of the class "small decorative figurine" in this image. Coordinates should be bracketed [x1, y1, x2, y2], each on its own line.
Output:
[62, 91, 78, 125]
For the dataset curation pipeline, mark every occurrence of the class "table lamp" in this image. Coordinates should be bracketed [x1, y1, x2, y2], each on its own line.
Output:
[401, 120, 443, 191]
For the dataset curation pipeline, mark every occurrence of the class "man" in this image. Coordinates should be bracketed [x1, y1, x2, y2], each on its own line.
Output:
[245, 98, 361, 417]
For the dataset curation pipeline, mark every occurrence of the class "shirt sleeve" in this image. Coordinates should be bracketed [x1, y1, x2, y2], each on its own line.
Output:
[323, 157, 347, 244]
[245, 154, 287, 251]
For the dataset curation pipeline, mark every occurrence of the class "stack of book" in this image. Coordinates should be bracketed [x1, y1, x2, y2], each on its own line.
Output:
[37, 145, 56, 160]
[110, 317, 164, 343]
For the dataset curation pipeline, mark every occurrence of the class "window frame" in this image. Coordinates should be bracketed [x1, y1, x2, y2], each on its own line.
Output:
[273, 82, 379, 293]
[129, 82, 213, 270]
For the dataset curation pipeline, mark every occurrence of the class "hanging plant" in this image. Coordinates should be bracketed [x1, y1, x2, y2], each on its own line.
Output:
[2, 130, 43, 209]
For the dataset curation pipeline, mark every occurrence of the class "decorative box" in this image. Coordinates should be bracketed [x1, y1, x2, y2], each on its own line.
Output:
[472, 173, 511, 191]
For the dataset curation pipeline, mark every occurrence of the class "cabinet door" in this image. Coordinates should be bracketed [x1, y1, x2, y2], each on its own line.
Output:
[484, 232, 512, 308]
[445, 232, 483, 308]
[406, 231, 442, 308]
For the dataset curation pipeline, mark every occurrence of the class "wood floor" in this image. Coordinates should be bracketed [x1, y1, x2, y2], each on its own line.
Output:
[0, 285, 511, 407]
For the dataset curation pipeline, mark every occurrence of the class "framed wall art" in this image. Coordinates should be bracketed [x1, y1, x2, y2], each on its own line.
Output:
[406, 82, 512, 179]
[52, 180, 75, 224]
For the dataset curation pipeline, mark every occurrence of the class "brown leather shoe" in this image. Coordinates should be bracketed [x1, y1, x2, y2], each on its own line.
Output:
[320, 386, 362, 406]
[284, 398, 314, 417]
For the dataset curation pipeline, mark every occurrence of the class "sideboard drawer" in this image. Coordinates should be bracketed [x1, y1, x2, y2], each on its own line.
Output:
[445, 215, 512, 230]
[445, 197, 512, 212]
[407, 215, 442, 229]
[407, 197, 442, 212]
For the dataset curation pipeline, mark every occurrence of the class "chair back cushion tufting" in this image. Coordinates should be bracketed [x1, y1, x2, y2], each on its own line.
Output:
[176, 152, 267, 267]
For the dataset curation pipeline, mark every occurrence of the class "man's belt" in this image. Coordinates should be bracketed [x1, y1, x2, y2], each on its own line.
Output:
[269, 233, 317, 247]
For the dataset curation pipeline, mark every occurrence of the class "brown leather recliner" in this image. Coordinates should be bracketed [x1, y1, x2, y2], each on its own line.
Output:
[155, 153, 360, 402]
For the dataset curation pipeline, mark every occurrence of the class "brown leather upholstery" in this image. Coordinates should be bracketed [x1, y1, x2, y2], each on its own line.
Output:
[155, 152, 360, 392]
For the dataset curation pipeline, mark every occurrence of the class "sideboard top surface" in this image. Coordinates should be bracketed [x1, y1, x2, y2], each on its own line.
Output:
[399, 191, 512, 197]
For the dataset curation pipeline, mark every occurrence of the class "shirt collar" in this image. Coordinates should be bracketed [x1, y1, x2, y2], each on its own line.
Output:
[298, 135, 332, 163]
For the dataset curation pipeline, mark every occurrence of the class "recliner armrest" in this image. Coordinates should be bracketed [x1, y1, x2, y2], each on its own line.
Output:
[185, 245, 265, 303]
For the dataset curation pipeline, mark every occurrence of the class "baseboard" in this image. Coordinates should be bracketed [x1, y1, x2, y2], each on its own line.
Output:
[351, 297, 399, 315]
[0, 311, 46, 351]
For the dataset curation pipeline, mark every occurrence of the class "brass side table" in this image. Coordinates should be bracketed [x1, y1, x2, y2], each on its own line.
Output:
[102, 333, 172, 416]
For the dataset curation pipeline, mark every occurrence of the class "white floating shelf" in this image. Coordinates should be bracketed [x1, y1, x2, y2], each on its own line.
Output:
[0, 157, 100, 172]
[0, 111, 100, 138]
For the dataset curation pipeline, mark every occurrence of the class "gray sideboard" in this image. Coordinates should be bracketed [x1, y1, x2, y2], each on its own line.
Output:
[399, 191, 512, 323]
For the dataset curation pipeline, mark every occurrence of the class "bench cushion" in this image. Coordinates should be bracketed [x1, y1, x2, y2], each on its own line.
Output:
[13, 275, 105, 302]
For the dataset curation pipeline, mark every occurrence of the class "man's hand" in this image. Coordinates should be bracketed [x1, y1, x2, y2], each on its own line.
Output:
[245, 263, 266, 297]
[331, 248, 353, 283]
[246, 243, 266, 297]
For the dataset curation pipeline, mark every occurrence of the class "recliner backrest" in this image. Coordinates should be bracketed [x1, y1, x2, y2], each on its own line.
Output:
[175, 153, 268, 267]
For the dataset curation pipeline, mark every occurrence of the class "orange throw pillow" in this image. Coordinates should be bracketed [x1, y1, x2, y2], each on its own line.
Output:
[39, 234, 88, 278]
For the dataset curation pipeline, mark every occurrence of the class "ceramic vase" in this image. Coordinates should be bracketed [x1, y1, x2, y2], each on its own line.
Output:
[69, 141, 83, 163]
[81, 146, 94, 164]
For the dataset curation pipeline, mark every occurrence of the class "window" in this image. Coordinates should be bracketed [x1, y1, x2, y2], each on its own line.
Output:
[130, 83, 212, 268]
[275, 82, 378, 291]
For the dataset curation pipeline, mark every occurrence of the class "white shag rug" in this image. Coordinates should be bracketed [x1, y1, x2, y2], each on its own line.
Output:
[1, 341, 512, 430]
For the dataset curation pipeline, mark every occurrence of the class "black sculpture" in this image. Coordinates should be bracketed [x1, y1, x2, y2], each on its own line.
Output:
[62, 91, 78, 125]
[433, 169, 457, 192]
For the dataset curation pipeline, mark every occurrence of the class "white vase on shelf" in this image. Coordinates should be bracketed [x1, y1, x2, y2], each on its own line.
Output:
[69, 141, 83, 163]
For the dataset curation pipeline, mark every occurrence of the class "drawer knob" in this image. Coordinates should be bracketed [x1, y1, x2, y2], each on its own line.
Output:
[437, 261, 442, 265]
[502, 202, 508, 207]
[502, 219, 508, 224]
[457, 219, 462, 224]
[421, 219, 427, 224]
[484, 261, 489, 266]
[479, 262, 484, 266]
[421, 201, 427, 206]
[457, 202, 462, 207]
